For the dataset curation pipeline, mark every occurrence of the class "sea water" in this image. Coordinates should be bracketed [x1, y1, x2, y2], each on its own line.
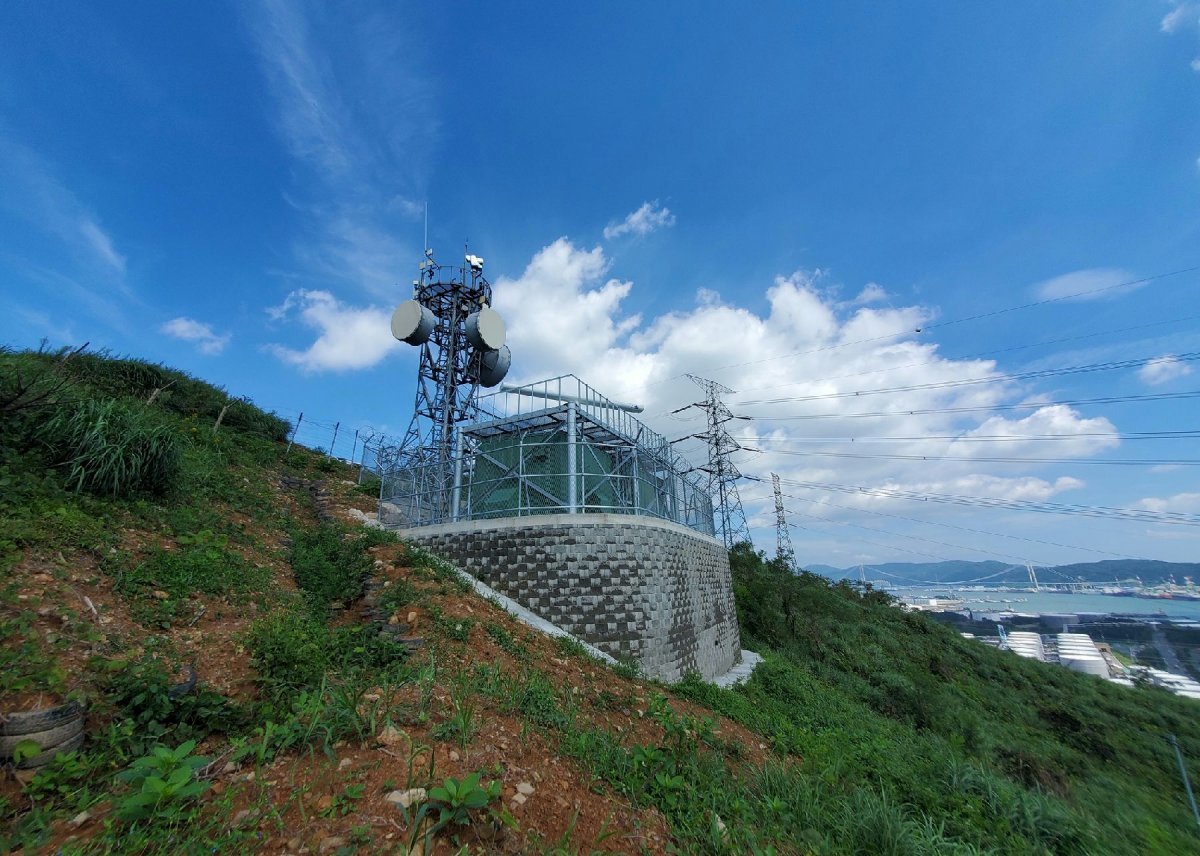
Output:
[890, 588, 1200, 621]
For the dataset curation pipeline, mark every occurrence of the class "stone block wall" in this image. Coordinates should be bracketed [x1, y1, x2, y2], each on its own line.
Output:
[395, 513, 741, 682]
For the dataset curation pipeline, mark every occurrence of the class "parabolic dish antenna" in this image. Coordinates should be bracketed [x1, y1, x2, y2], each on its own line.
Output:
[477, 345, 511, 388]
[391, 300, 435, 345]
[465, 307, 506, 351]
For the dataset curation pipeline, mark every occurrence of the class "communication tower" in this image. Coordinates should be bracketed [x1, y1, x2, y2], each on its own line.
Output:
[771, 472, 795, 569]
[387, 248, 511, 520]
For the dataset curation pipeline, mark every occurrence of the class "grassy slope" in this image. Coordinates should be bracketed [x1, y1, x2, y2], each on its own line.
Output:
[2, 348, 1199, 854]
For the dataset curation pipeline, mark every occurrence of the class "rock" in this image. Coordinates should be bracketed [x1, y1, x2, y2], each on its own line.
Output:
[287, 838, 302, 851]
[516, 782, 534, 796]
[511, 792, 527, 806]
[68, 811, 91, 827]
[406, 611, 417, 624]
[448, 750, 460, 762]
[152, 590, 170, 600]
[378, 725, 405, 746]
[715, 814, 728, 838]
[337, 758, 352, 771]
[388, 614, 401, 625]
[316, 795, 333, 813]
[318, 836, 347, 853]
[385, 787, 426, 809]
[232, 809, 255, 825]
[222, 762, 238, 774]
[210, 782, 225, 795]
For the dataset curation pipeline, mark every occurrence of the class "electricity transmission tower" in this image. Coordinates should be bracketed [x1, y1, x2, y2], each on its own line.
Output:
[771, 472, 795, 569]
[679, 374, 752, 549]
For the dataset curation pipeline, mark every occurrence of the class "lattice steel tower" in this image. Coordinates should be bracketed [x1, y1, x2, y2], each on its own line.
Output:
[388, 249, 511, 520]
[771, 472, 795, 569]
[682, 374, 752, 549]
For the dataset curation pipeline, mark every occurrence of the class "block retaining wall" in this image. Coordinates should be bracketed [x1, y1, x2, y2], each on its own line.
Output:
[394, 513, 742, 682]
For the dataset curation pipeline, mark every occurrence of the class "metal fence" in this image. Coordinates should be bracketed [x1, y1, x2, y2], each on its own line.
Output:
[370, 375, 715, 536]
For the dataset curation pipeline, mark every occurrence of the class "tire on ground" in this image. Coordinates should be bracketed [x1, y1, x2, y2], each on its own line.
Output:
[0, 701, 86, 769]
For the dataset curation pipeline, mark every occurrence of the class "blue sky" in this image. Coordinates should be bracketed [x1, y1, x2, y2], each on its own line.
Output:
[2, 1, 1199, 568]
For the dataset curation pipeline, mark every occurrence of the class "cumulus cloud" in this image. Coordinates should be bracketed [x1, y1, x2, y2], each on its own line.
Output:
[161, 317, 231, 355]
[1138, 354, 1194, 386]
[265, 289, 398, 371]
[851, 283, 887, 305]
[603, 201, 676, 240]
[1031, 268, 1139, 301]
[1138, 492, 1200, 514]
[487, 238, 1119, 565]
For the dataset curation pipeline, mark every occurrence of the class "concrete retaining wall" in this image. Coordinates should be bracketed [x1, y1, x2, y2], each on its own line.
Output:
[394, 513, 742, 682]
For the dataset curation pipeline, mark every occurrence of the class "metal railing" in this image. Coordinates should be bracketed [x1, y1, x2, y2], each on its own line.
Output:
[371, 376, 715, 536]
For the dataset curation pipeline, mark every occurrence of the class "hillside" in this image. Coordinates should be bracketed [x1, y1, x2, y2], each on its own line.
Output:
[814, 559, 1200, 586]
[3, 347, 1200, 854]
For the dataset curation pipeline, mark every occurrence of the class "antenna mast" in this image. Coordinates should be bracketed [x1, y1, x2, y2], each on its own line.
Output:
[387, 249, 511, 523]
[771, 472, 795, 570]
[682, 374, 752, 550]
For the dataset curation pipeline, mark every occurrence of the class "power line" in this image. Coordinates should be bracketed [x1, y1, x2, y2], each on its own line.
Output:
[741, 485, 1142, 560]
[752, 430, 1200, 443]
[706, 265, 1200, 375]
[735, 351, 1200, 406]
[731, 313, 1200, 398]
[770, 476, 1200, 526]
[783, 506, 1045, 565]
[764, 449, 1200, 467]
[764, 390, 1200, 421]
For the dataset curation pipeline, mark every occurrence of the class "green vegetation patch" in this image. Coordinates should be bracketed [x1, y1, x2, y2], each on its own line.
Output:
[288, 523, 392, 618]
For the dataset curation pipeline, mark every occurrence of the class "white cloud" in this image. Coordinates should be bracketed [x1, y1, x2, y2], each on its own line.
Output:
[161, 317, 231, 355]
[244, 0, 431, 297]
[265, 289, 398, 372]
[1192, 57, 1200, 72]
[1031, 268, 1139, 301]
[487, 237, 1119, 566]
[0, 133, 128, 284]
[1138, 354, 1194, 386]
[1138, 492, 1200, 514]
[959, 405, 1118, 457]
[1161, 3, 1197, 33]
[603, 201, 676, 240]
[851, 283, 887, 305]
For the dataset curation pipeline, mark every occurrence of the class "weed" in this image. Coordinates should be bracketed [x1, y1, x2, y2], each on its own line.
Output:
[412, 771, 506, 844]
[431, 671, 479, 750]
[43, 398, 181, 498]
[554, 634, 590, 660]
[114, 740, 210, 822]
[289, 524, 388, 617]
[320, 782, 366, 817]
[102, 657, 244, 754]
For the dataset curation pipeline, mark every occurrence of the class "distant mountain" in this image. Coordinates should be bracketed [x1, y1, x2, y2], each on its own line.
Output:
[804, 559, 1200, 586]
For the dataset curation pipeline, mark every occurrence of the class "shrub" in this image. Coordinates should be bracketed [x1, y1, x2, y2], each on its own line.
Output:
[247, 612, 331, 696]
[42, 398, 180, 498]
[290, 524, 388, 617]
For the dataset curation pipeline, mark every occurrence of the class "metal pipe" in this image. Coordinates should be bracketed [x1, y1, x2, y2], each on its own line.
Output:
[499, 384, 644, 413]
[567, 402, 578, 514]
[451, 428, 463, 522]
